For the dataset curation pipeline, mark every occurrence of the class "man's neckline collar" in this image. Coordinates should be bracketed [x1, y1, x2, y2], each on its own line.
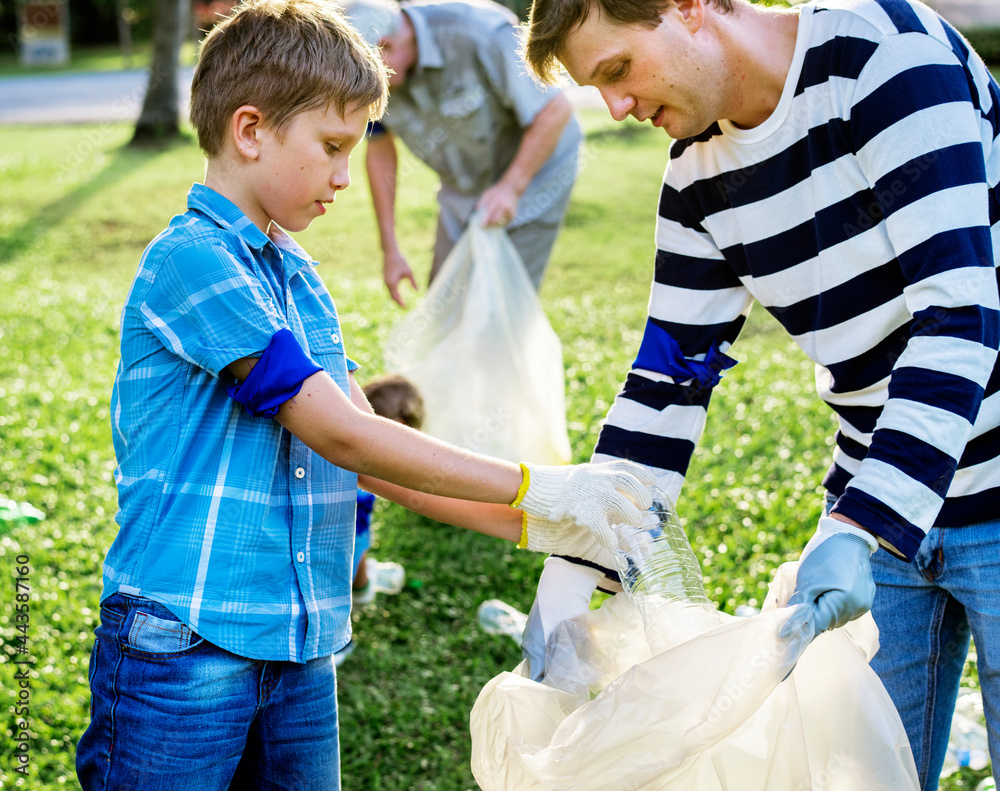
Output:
[402, 4, 444, 72]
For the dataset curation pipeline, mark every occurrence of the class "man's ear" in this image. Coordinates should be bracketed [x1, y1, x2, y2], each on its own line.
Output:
[231, 105, 265, 160]
[672, 0, 706, 32]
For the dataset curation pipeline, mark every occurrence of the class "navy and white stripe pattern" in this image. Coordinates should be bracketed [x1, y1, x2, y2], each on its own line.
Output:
[593, 0, 1000, 560]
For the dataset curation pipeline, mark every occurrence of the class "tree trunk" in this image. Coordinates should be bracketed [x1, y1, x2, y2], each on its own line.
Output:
[116, 0, 133, 69]
[131, 0, 186, 145]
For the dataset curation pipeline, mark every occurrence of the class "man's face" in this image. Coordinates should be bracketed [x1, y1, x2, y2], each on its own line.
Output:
[378, 33, 412, 89]
[558, 0, 724, 140]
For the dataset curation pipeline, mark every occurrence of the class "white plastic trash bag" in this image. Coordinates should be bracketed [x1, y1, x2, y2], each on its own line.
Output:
[385, 215, 571, 465]
[470, 562, 919, 791]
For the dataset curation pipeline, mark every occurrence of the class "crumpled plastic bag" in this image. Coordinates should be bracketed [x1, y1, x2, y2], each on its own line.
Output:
[470, 562, 919, 791]
[385, 214, 570, 465]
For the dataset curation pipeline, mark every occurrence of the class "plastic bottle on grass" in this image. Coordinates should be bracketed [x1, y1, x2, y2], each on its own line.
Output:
[478, 599, 528, 647]
[0, 497, 45, 524]
[612, 487, 721, 653]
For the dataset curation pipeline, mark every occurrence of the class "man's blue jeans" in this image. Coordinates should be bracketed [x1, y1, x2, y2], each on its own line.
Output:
[76, 593, 341, 790]
[858, 512, 1000, 791]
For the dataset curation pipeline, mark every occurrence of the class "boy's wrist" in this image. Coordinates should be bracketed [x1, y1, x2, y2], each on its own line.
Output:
[510, 462, 531, 508]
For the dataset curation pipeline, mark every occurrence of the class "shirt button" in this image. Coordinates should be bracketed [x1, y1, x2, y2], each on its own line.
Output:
[294, 467, 305, 479]
[296, 551, 305, 563]
[331, 333, 340, 344]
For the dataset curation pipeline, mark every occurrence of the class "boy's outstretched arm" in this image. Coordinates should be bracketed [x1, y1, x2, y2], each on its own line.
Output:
[226, 358, 655, 549]
[265, 363, 522, 502]
[347, 372, 522, 542]
[360, 475, 524, 543]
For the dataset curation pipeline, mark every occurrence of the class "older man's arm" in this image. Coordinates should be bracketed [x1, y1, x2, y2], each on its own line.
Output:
[476, 93, 573, 227]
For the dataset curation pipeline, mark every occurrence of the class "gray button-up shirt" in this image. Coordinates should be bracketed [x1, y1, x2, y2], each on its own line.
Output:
[373, 0, 582, 235]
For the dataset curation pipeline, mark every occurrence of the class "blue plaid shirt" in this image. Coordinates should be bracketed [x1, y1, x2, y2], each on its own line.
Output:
[106, 183, 359, 662]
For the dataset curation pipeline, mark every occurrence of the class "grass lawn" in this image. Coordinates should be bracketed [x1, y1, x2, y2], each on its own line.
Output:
[0, 113, 989, 789]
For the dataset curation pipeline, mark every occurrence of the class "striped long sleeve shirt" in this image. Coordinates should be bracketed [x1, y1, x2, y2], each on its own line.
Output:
[592, 0, 1000, 560]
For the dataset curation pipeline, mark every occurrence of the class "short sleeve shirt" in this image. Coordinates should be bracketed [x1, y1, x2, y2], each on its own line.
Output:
[105, 184, 358, 662]
[375, 0, 581, 227]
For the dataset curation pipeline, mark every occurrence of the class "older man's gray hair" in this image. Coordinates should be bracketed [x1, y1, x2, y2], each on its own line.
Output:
[341, 0, 403, 46]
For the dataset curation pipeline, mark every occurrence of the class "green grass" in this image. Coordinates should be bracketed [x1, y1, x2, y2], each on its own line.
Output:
[0, 114, 988, 790]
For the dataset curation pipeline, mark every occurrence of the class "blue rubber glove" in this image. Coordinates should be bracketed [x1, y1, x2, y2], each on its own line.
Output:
[787, 517, 878, 635]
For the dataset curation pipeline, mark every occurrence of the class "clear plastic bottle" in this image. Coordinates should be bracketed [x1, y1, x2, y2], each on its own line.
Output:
[477, 599, 529, 647]
[612, 487, 721, 653]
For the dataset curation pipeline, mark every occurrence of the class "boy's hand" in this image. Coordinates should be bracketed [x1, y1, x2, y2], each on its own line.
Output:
[512, 460, 655, 548]
[520, 513, 620, 568]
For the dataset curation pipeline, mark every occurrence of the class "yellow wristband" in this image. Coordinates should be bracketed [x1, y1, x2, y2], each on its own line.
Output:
[509, 462, 530, 508]
[516, 511, 528, 549]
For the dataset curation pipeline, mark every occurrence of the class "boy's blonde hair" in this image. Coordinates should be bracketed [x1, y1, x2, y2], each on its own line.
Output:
[363, 374, 425, 430]
[190, 0, 389, 156]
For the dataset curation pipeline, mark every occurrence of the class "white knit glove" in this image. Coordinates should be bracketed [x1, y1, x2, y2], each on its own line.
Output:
[511, 460, 656, 550]
[521, 513, 621, 568]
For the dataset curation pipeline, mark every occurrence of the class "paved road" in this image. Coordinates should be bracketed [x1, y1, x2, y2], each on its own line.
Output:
[0, 65, 604, 125]
[0, 66, 196, 125]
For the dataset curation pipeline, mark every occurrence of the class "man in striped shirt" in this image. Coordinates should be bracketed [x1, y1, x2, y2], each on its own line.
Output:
[522, 0, 1000, 786]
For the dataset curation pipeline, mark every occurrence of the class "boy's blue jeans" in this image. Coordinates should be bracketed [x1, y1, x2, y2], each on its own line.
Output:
[830, 495, 1000, 791]
[76, 593, 340, 790]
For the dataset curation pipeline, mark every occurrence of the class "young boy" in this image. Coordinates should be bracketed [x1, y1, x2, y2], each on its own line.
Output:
[75, 1, 653, 788]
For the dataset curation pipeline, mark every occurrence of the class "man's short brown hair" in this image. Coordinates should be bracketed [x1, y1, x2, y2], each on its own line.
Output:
[524, 0, 733, 84]
[190, 0, 388, 156]
[363, 374, 425, 430]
